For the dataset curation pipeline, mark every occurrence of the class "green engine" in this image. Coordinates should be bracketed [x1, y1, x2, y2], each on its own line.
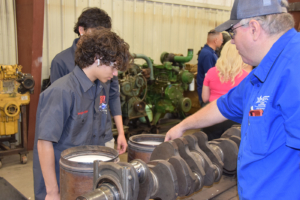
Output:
[119, 49, 194, 127]
[119, 63, 147, 123]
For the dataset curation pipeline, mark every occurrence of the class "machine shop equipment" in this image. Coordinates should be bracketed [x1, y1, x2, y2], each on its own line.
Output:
[76, 127, 241, 200]
[0, 65, 35, 168]
[118, 61, 148, 123]
[118, 50, 194, 133]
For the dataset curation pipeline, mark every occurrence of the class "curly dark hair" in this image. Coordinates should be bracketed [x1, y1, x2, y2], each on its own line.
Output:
[75, 28, 132, 72]
[74, 7, 111, 36]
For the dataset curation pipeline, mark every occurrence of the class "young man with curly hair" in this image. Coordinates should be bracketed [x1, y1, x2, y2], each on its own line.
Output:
[50, 8, 126, 154]
[33, 29, 132, 200]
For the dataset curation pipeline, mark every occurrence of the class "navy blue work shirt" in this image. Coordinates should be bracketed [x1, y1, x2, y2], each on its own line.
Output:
[217, 28, 300, 200]
[196, 44, 218, 102]
[33, 66, 116, 200]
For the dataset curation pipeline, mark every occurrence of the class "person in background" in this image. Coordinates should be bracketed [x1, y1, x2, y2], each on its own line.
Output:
[50, 7, 127, 153]
[215, 32, 232, 57]
[196, 30, 223, 105]
[165, 0, 300, 199]
[33, 29, 132, 200]
[201, 41, 251, 140]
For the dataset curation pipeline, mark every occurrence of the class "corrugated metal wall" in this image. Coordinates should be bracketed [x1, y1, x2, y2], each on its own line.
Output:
[0, 0, 17, 65]
[42, 0, 233, 80]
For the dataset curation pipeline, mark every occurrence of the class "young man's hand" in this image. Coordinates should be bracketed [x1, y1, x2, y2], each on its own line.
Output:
[117, 134, 128, 154]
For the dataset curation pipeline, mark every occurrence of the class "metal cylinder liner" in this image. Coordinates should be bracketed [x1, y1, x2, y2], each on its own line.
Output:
[127, 134, 165, 163]
[60, 145, 119, 200]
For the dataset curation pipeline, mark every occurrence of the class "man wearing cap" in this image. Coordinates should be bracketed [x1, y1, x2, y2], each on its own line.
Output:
[165, 0, 300, 199]
[196, 30, 223, 105]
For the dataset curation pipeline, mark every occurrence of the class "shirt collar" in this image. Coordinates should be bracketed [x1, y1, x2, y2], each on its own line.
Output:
[73, 66, 94, 92]
[252, 28, 297, 84]
[204, 44, 215, 52]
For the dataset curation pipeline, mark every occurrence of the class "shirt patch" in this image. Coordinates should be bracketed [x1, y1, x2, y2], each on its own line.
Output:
[78, 110, 88, 115]
[254, 95, 270, 110]
[99, 95, 107, 114]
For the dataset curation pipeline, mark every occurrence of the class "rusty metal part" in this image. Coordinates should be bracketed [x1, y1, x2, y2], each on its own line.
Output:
[127, 134, 165, 163]
[60, 146, 119, 200]
[148, 160, 179, 200]
[193, 131, 224, 182]
[184, 134, 219, 186]
[141, 68, 151, 79]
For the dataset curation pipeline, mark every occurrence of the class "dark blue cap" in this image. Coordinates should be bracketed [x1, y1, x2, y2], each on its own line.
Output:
[215, 0, 288, 32]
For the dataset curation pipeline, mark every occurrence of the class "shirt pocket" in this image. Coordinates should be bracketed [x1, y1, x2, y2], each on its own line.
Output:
[65, 114, 88, 145]
[248, 116, 269, 155]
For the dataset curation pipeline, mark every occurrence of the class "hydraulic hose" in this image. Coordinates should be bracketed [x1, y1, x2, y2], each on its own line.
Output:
[131, 53, 154, 81]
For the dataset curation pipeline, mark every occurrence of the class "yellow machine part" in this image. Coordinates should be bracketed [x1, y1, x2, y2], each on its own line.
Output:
[0, 64, 31, 135]
[0, 110, 20, 135]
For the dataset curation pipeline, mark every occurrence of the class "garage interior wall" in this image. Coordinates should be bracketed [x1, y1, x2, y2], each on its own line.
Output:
[42, 0, 233, 80]
[0, 0, 17, 65]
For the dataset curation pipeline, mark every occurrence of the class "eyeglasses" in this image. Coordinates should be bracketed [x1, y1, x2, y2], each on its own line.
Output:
[227, 23, 248, 39]
[97, 59, 119, 70]
[109, 62, 119, 71]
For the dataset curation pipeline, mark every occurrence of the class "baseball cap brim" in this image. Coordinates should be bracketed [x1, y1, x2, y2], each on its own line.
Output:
[215, 19, 241, 32]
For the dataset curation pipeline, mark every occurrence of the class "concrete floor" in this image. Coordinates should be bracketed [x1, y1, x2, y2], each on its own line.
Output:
[0, 129, 239, 200]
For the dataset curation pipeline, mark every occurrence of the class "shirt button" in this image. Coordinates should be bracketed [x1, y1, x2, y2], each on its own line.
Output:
[93, 135, 96, 138]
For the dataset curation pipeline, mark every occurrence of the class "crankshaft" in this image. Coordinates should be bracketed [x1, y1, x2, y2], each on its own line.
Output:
[77, 127, 241, 200]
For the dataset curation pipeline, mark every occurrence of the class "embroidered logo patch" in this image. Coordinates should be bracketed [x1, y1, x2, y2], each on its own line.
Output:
[99, 95, 107, 113]
[254, 95, 270, 110]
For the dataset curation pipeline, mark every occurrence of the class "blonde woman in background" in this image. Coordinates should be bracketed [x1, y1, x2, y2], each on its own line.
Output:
[201, 41, 252, 140]
[202, 41, 251, 103]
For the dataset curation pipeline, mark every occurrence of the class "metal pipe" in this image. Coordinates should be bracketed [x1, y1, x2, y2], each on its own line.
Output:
[173, 49, 193, 64]
[131, 53, 154, 81]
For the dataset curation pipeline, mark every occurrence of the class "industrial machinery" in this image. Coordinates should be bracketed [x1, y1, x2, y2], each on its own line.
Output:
[77, 127, 241, 200]
[0, 64, 34, 168]
[118, 50, 194, 132]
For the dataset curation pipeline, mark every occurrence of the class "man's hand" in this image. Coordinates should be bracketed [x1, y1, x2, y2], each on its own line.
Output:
[117, 134, 128, 154]
[164, 124, 184, 142]
[45, 191, 60, 200]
